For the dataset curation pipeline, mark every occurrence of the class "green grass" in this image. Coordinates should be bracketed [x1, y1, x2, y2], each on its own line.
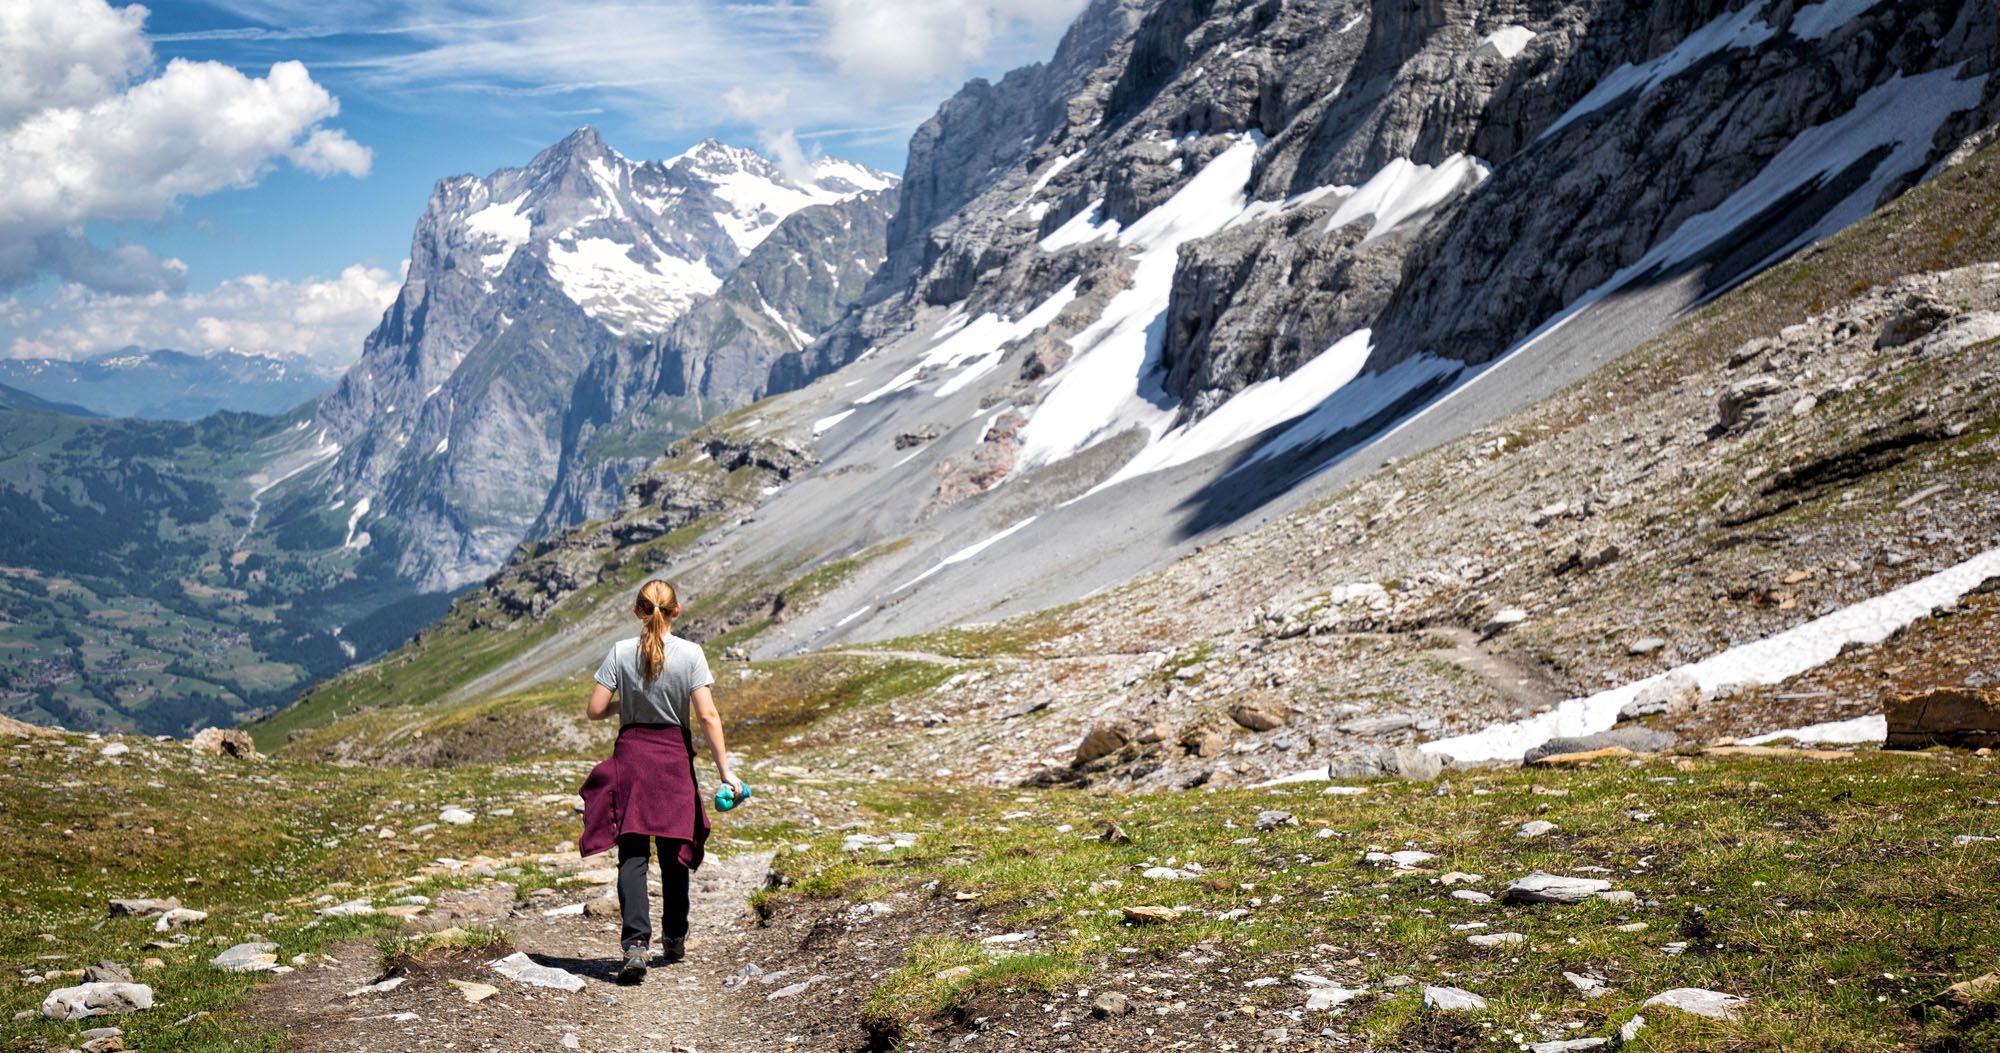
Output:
[0, 730, 587, 1050]
[763, 749, 2000, 1051]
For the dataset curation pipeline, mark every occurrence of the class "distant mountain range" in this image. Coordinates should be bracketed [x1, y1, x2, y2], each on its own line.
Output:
[0, 348, 335, 419]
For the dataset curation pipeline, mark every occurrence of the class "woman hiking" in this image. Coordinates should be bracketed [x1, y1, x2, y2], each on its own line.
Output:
[577, 579, 743, 984]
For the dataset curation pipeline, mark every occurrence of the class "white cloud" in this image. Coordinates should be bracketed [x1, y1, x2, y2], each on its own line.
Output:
[723, 86, 791, 123]
[0, 0, 369, 293]
[288, 126, 375, 176]
[0, 0, 149, 126]
[816, 0, 1086, 92]
[5, 262, 401, 370]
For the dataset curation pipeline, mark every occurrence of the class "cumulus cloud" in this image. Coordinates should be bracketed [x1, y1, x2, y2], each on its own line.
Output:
[5, 263, 401, 370]
[0, 0, 370, 293]
[815, 0, 1086, 92]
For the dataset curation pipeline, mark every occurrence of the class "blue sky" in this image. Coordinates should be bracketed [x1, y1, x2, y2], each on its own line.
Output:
[0, 0, 1086, 369]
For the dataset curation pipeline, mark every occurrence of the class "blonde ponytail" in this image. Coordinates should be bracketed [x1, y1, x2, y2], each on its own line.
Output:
[634, 579, 681, 682]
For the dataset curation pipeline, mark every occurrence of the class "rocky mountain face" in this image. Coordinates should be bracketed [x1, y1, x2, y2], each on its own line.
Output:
[305, 128, 896, 591]
[537, 188, 896, 529]
[318, 0, 1999, 719]
[0, 348, 332, 419]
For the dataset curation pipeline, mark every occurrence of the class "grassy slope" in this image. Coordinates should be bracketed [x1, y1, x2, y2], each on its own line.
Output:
[768, 748, 2000, 1051]
[0, 731, 584, 1050]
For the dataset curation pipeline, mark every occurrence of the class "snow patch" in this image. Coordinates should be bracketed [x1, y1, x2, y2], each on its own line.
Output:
[546, 236, 720, 335]
[813, 409, 854, 435]
[1542, 3, 1779, 139]
[1326, 155, 1491, 243]
[342, 496, 373, 551]
[1017, 136, 1262, 469]
[1091, 329, 1376, 493]
[1478, 25, 1536, 59]
[835, 606, 871, 628]
[894, 516, 1041, 592]
[1038, 200, 1120, 251]
[1740, 714, 1886, 746]
[1424, 546, 2000, 763]
[464, 193, 531, 275]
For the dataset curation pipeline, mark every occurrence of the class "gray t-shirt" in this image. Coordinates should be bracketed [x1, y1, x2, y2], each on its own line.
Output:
[594, 635, 714, 727]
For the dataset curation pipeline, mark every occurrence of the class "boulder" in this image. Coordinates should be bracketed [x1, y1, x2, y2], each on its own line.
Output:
[1876, 294, 1954, 348]
[154, 908, 207, 931]
[41, 983, 153, 1020]
[211, 942, 279, 972]
[1643, 987, 1746, 1021]
[1254, 810, 1297, 830]
[189, 727, 258, 758]
[1179, 724, 1227, 758]
[1523, 727, 1675, 763]
[1619, 673, 1700, 721]
[1121, 905, 1179, 925]
[1502, 873, 1612, 904]
[1885, 687, 2000, 750]
[1717, 376, 1788, 429]
[1229, 702, 1287, 732]
[1091, 991, 1132, 1018]
[1422, 986, 1488, 1011]
[490, 951, 585, 991]
[1074, 724, 1130, 765]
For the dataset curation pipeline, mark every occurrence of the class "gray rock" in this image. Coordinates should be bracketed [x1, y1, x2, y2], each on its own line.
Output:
[1877, 294, 1954, 348]
[1091, 991, 1131, 1017]
[1451, 889, 1492, 904]
[1717, 376, 1789, 429]
[1467, 932, 1525, 947]
[1644, 987, 1746, 1021]
[1255, 810, 1297, 831]
[1229, 702, 1287, 732]
[1619, 1015, 1648, 1042]
[1524, 727, 1676, 763]
[1619, 673, 1700, 721]
[1563, 971, 1609, 999]
[41, 983, 153, 1020]
[491, 952, 586, 991]
[1502, 873, 1613, 905]
[1303, 986, 1363, 1011]
[1626, 637, 1669, 657]
[1517, 820, 1557, 838]
[211, 943, 280, 972]
[1529, 1040, 1607, 1052]
[1422, 986, 1488, 1012]
[153, 907, 207, 931]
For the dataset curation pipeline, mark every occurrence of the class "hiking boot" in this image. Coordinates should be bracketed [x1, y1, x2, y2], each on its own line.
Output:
[660, 937, 685, 964]
[618, 948, 648, 984]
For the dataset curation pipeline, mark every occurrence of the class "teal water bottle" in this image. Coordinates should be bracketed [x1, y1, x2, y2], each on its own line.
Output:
[714, 782, 752, 811]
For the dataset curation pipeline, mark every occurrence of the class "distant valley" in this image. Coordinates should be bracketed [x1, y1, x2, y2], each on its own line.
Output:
[0, 348, 336, 420]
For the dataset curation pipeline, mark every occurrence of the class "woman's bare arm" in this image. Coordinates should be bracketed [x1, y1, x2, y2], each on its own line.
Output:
[585, 683, 615, 721]
[690, 685, 741, 792]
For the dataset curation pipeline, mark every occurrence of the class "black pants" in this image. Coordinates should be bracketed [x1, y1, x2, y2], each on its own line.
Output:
[617, 833, 690, 953]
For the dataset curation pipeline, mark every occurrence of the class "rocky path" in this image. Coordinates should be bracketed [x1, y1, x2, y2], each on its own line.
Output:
[249, 850, 858, 1053]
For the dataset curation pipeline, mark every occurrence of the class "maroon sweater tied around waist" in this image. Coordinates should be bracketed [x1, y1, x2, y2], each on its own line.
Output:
[578, 723, 710, 869]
